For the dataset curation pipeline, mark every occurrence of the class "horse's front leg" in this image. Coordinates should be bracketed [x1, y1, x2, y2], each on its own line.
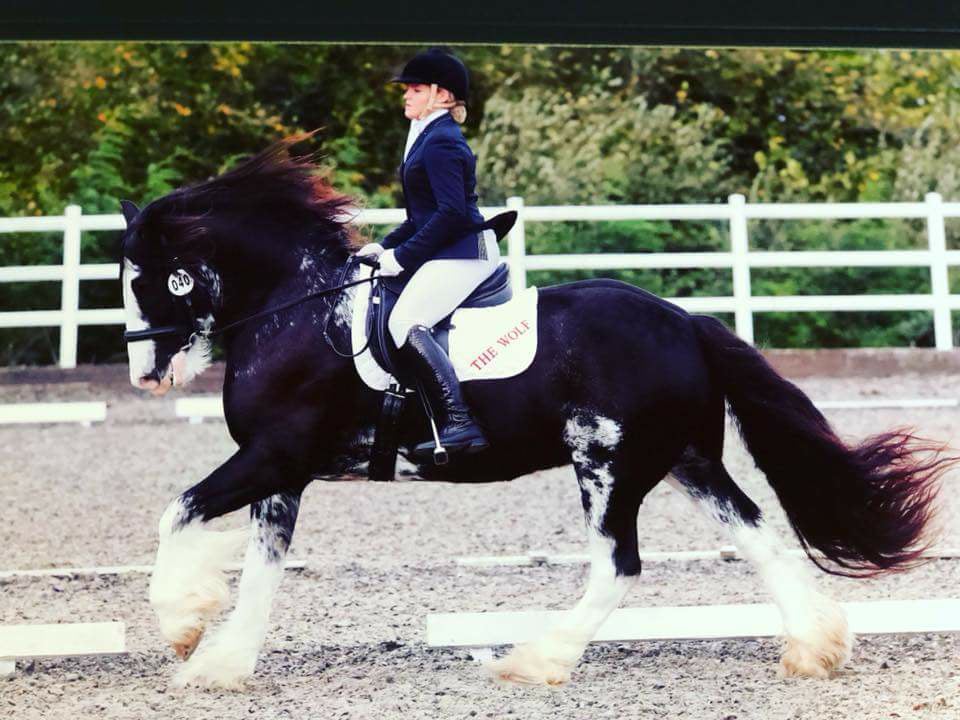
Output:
[148, 443, 305, 679]
[173, 491, 302, 689]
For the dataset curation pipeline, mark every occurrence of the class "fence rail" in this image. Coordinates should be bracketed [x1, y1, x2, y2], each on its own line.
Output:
[2, 193, 959, 368]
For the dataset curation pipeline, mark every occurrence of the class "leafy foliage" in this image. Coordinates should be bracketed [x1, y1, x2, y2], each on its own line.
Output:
[476, 87, 730, 204]
[4, 43, 960, 363]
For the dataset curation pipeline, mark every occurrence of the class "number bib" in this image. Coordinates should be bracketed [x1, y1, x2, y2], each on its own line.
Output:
[168, 269, 194, 296]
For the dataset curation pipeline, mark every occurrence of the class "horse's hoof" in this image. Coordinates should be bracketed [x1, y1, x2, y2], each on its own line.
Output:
[484, 644, 572, 686]
[779, 632, 852, 679]
[171, 627, 204, 661]
[171, 635, 256, 690]
[779, 597, 853, 678]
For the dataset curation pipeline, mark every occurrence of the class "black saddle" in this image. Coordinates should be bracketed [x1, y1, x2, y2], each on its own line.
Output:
[364, 211, 517, 385]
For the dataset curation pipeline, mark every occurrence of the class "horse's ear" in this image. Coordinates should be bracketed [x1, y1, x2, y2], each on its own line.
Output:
[119, 200, 140, 226]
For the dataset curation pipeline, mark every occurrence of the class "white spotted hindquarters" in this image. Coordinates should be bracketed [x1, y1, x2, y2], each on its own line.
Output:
[489, 410, 643, 685]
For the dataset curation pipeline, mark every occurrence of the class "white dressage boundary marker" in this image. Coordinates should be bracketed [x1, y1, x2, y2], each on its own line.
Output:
[175, 396, 224, 424]
[0, 622, 126, 676]
[815, 398, 958, 410]
[0, 559, 307, 580]
[457, 549, 724, 567]
[174, 396, 960, 424]
[456, 546, 960, 567]
[0, 401, 106, 426]
[427, 598, 960, 648]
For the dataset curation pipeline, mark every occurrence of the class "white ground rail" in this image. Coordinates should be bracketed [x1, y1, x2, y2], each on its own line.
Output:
[6, 193, 960, 369]
[175, 396, 224, 424]
[174, 395, 958, 424]
[0, 559, 307, 580]
[456, 545, 960, 568]
[815, 398, 958, 409]
[0, 622, 126, 677]
[0, 401, 106, 426]
[427, 599, 960, 649]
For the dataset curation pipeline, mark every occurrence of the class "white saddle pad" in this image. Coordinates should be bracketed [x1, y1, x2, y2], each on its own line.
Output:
[351, 266, 539, 391]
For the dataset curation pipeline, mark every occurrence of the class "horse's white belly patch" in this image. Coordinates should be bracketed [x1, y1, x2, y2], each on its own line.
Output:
[351, 266, 539, 391]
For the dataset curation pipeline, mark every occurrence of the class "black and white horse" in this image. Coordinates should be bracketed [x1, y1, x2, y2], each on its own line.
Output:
[119, 137, 949, 689]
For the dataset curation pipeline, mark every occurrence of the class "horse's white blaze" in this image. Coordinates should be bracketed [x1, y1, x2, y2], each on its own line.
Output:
[175, 501, 288, 689]
[122, 259, 157, 387]
[666, 476, 853, 677]
[149, 497, 246, 659]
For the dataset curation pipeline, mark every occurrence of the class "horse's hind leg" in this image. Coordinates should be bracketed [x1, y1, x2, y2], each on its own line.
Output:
[173, 491, 302, 689]
[488, 411, 659, 685]
[668, 448, 853, 678]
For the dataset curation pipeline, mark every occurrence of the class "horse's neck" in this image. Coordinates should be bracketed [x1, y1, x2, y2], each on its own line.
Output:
[219, 272, 376, 454]
[212, 244, 348, 327]
[214, 243, 358, 374]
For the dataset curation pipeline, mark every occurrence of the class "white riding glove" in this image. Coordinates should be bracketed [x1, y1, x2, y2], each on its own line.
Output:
[377, 249, 405, 277]
[356, 242, 385, 258]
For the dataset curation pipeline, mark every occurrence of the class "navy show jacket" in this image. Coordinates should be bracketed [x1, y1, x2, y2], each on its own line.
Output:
[381, 113, 489, 274]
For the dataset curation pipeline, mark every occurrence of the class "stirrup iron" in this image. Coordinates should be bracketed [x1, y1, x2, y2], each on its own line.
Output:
[428, 416, 448, 465]
[416, 380, 448, 465]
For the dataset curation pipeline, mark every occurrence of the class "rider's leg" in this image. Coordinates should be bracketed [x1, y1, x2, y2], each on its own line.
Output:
[388, 231, 500, 347]
[389, 234, 498, 453]
[401, 324, 488, 452]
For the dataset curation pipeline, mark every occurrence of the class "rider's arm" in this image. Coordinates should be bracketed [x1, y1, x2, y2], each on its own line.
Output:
[381, 218, 417, 250]
[393, 137, 467, 272]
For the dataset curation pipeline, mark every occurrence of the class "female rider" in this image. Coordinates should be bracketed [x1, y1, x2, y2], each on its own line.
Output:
[356, 48, 499, 457]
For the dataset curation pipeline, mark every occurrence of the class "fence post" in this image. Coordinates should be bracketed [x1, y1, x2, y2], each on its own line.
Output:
[59, 205, 82, 369]
[728, 194, 754, 344]
[926, 192, 952, 351]
[506, 196, 527, 295]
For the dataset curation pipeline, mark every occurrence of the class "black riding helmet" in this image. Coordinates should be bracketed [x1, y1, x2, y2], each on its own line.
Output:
[390, 47, 469, 102]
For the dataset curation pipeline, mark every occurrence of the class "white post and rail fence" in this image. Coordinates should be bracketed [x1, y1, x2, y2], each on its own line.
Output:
[2, 193, 960, 369]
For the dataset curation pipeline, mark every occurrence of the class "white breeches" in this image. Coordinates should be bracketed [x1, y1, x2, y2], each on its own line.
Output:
[389, 229, 500, 346]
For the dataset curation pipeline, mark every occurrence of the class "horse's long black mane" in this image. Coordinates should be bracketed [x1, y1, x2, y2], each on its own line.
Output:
[128, 133, 359, 263]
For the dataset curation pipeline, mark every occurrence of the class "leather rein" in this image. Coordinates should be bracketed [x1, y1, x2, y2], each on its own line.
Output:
[122, 255, 380, 356]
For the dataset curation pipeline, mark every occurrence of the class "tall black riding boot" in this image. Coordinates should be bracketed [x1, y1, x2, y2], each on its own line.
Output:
[400, 325, 489, 457]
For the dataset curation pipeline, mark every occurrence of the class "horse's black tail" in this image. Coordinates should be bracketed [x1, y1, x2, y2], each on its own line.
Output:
[692, 314, 951, 577]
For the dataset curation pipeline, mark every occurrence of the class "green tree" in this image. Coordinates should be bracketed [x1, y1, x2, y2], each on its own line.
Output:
[5, 43, 960, 363]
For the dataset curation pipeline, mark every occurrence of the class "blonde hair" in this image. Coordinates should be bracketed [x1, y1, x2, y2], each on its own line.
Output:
[419, 83, 467, 124]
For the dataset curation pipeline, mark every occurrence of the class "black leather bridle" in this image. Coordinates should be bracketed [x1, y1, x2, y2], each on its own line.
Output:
[122, 210, 517, 350]
[122, 255, 380, 349]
